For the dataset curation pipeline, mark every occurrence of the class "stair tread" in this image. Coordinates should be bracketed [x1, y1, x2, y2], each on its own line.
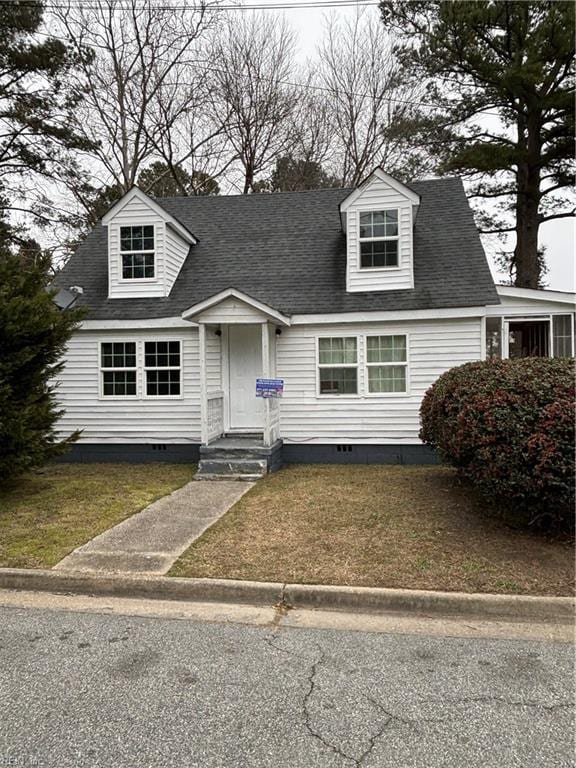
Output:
[194, 473, 262, 482]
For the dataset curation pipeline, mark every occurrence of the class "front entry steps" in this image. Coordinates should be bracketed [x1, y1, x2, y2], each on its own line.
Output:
[195, 436, 283, 481]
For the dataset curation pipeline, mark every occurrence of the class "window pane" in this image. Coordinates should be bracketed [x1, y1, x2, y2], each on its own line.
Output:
[553, 315, 573, 358]
[122, 252, 155, 279]
[508, 320, 549, 358]
[146, 369, 180, 396]
[120, 227, 132, 250]
[103, 370, 136, 396]
[359, 210, 398, 239]
[384, 210, 398, 237]
[486, 317, 502, 359]
[359, 212, 372, 238]
[120, 226, 154, 257]
[319, 337, 357, 364]
[101, 342, 136, 368]
[145, 341, 180, 368]
[319, 367, 357, 394]
[368, 365, 406, 393]
[360, 240, 398, 268]
[367, 335, 406, 363]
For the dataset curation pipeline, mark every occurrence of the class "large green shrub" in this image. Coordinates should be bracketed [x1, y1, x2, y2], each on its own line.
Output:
[0, 249, 83, 482]
[420, 358, 575, 529]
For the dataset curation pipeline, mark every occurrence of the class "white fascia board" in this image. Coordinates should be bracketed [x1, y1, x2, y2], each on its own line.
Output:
[496, 285, 576, 305]
[80, 316, 195, 330]
[181, 288, 291, 326]
[101, 187, 197, 244]
[339, 167, 421, 213]
[290, 306, 487, 325]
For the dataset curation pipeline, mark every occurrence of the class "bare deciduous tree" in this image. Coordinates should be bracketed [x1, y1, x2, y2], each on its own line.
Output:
[209, 12, 299, 194]
[317, 11, 429, 185]
[53, 0, 223, 210]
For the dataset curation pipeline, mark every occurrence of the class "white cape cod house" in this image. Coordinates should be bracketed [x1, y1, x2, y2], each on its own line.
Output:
[53, 168, 575, 477]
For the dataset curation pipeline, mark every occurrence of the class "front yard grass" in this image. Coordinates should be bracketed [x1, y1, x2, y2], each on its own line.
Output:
[0, 463, 195, 569]
[170, 464, 574, 596]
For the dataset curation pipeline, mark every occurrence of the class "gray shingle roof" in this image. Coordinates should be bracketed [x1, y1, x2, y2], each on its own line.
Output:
[54, 177, 499, 320]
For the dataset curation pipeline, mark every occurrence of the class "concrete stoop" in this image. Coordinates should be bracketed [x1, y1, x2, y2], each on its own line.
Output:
[196, 436, 283, 481]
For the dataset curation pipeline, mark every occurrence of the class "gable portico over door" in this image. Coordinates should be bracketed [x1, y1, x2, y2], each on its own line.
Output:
[182, 289, 290, 446]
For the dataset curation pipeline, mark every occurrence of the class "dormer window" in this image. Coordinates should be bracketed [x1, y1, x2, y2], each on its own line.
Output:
[359, 210, 399, 269]
[120, 225, 155, 280]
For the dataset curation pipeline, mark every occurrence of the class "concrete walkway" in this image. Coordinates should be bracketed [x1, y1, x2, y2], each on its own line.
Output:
[54, 480, 253, 575]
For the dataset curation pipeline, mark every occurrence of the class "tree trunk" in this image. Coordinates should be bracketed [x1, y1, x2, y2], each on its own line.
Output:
[514, 111, 541, 289]
[243, 166, 254, 194]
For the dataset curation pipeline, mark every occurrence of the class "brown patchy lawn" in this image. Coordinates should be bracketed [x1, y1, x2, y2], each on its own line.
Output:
[0, 463, 195, 569]
[170, 464, 574, 596]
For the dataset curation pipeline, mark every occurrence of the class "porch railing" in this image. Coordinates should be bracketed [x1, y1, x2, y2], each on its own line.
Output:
[206, 390, 225, 443]
[264, 397, 281, 446]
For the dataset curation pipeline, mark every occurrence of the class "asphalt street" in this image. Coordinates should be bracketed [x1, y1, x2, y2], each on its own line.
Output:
[0, 602, 574, 768]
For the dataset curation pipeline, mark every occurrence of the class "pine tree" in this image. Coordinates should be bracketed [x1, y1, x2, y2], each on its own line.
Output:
[379, 1, 575, 288]
[0, 0, 93, 230]
[0, 237, 83, 481]
[138, 163, 220, 197]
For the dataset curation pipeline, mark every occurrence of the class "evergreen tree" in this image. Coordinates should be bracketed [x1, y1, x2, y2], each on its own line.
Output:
[0, 1, 93, 230]
[0, 235, 83, 481]
[255, 155, 340, 193]
[379, 1, 575, 287]
[138, 162, 220, 197]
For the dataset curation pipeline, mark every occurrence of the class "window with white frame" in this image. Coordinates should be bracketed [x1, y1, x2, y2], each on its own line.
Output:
[366, 335, 408, 393]
[144, 341, 181, 396]
[359, 210, 399, 269]
[485, 314, 574, 359]
[552, 315, 574, 357]
[120, 225, 155, 279]
[318, 337, 358, 395]
[100, 342, 137, 396]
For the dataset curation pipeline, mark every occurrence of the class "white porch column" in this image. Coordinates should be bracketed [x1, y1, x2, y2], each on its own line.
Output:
[199, 322, 208, 445]
[261, 322, 271, 446]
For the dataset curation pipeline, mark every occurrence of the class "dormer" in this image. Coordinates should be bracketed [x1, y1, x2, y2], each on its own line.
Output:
[340, 168, 420, 293]
[102, 187, 196, 299]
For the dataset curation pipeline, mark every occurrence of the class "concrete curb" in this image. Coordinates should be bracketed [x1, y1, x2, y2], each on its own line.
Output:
[0, 569, 281, 607]
[0, 568, 573, 623]
[284, 583, 575, 622]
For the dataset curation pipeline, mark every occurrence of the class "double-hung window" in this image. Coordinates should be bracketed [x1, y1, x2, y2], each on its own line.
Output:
[359, 210, 399, 268]
[100, 342, 137, 396]
[366, 335, 408, 393]
[144, 341, 181, 396]
[318, 337, 358, 395]
[120, 225, 155, 279]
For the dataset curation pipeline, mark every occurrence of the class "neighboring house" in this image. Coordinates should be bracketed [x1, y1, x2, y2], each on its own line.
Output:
[53, 168, 575, 476]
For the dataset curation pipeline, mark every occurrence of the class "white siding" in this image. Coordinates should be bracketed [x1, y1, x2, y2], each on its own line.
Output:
[55, 328, 200, 444]
[346, 175, 414, 293]
[205, 328, 222, 393]
[164, 223, 191, 295]
[487, 293, 575, 317]
[276, 317, 483, 444]
[197, 297, 268, 324]
[57, 316, 484, 447]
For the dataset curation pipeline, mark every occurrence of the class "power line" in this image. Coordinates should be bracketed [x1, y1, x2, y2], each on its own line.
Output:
[30, 29, 503, 119]
[11, 0, 380, 9]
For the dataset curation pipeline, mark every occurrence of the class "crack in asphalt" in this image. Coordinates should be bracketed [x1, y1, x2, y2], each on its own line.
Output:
[264, 632, 413, 767]
[302, 645, 360, 766]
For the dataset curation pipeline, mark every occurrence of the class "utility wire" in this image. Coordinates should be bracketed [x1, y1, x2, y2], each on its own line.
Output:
[7, 0, 380, 9]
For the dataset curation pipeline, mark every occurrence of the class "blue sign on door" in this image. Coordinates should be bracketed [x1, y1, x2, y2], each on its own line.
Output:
[256, 378, 284, 398]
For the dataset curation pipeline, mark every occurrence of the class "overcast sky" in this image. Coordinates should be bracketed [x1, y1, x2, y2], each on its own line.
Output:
[283, 3, 575, 292]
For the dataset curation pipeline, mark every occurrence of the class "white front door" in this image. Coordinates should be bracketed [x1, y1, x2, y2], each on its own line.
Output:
[228, 325, 264, 430]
